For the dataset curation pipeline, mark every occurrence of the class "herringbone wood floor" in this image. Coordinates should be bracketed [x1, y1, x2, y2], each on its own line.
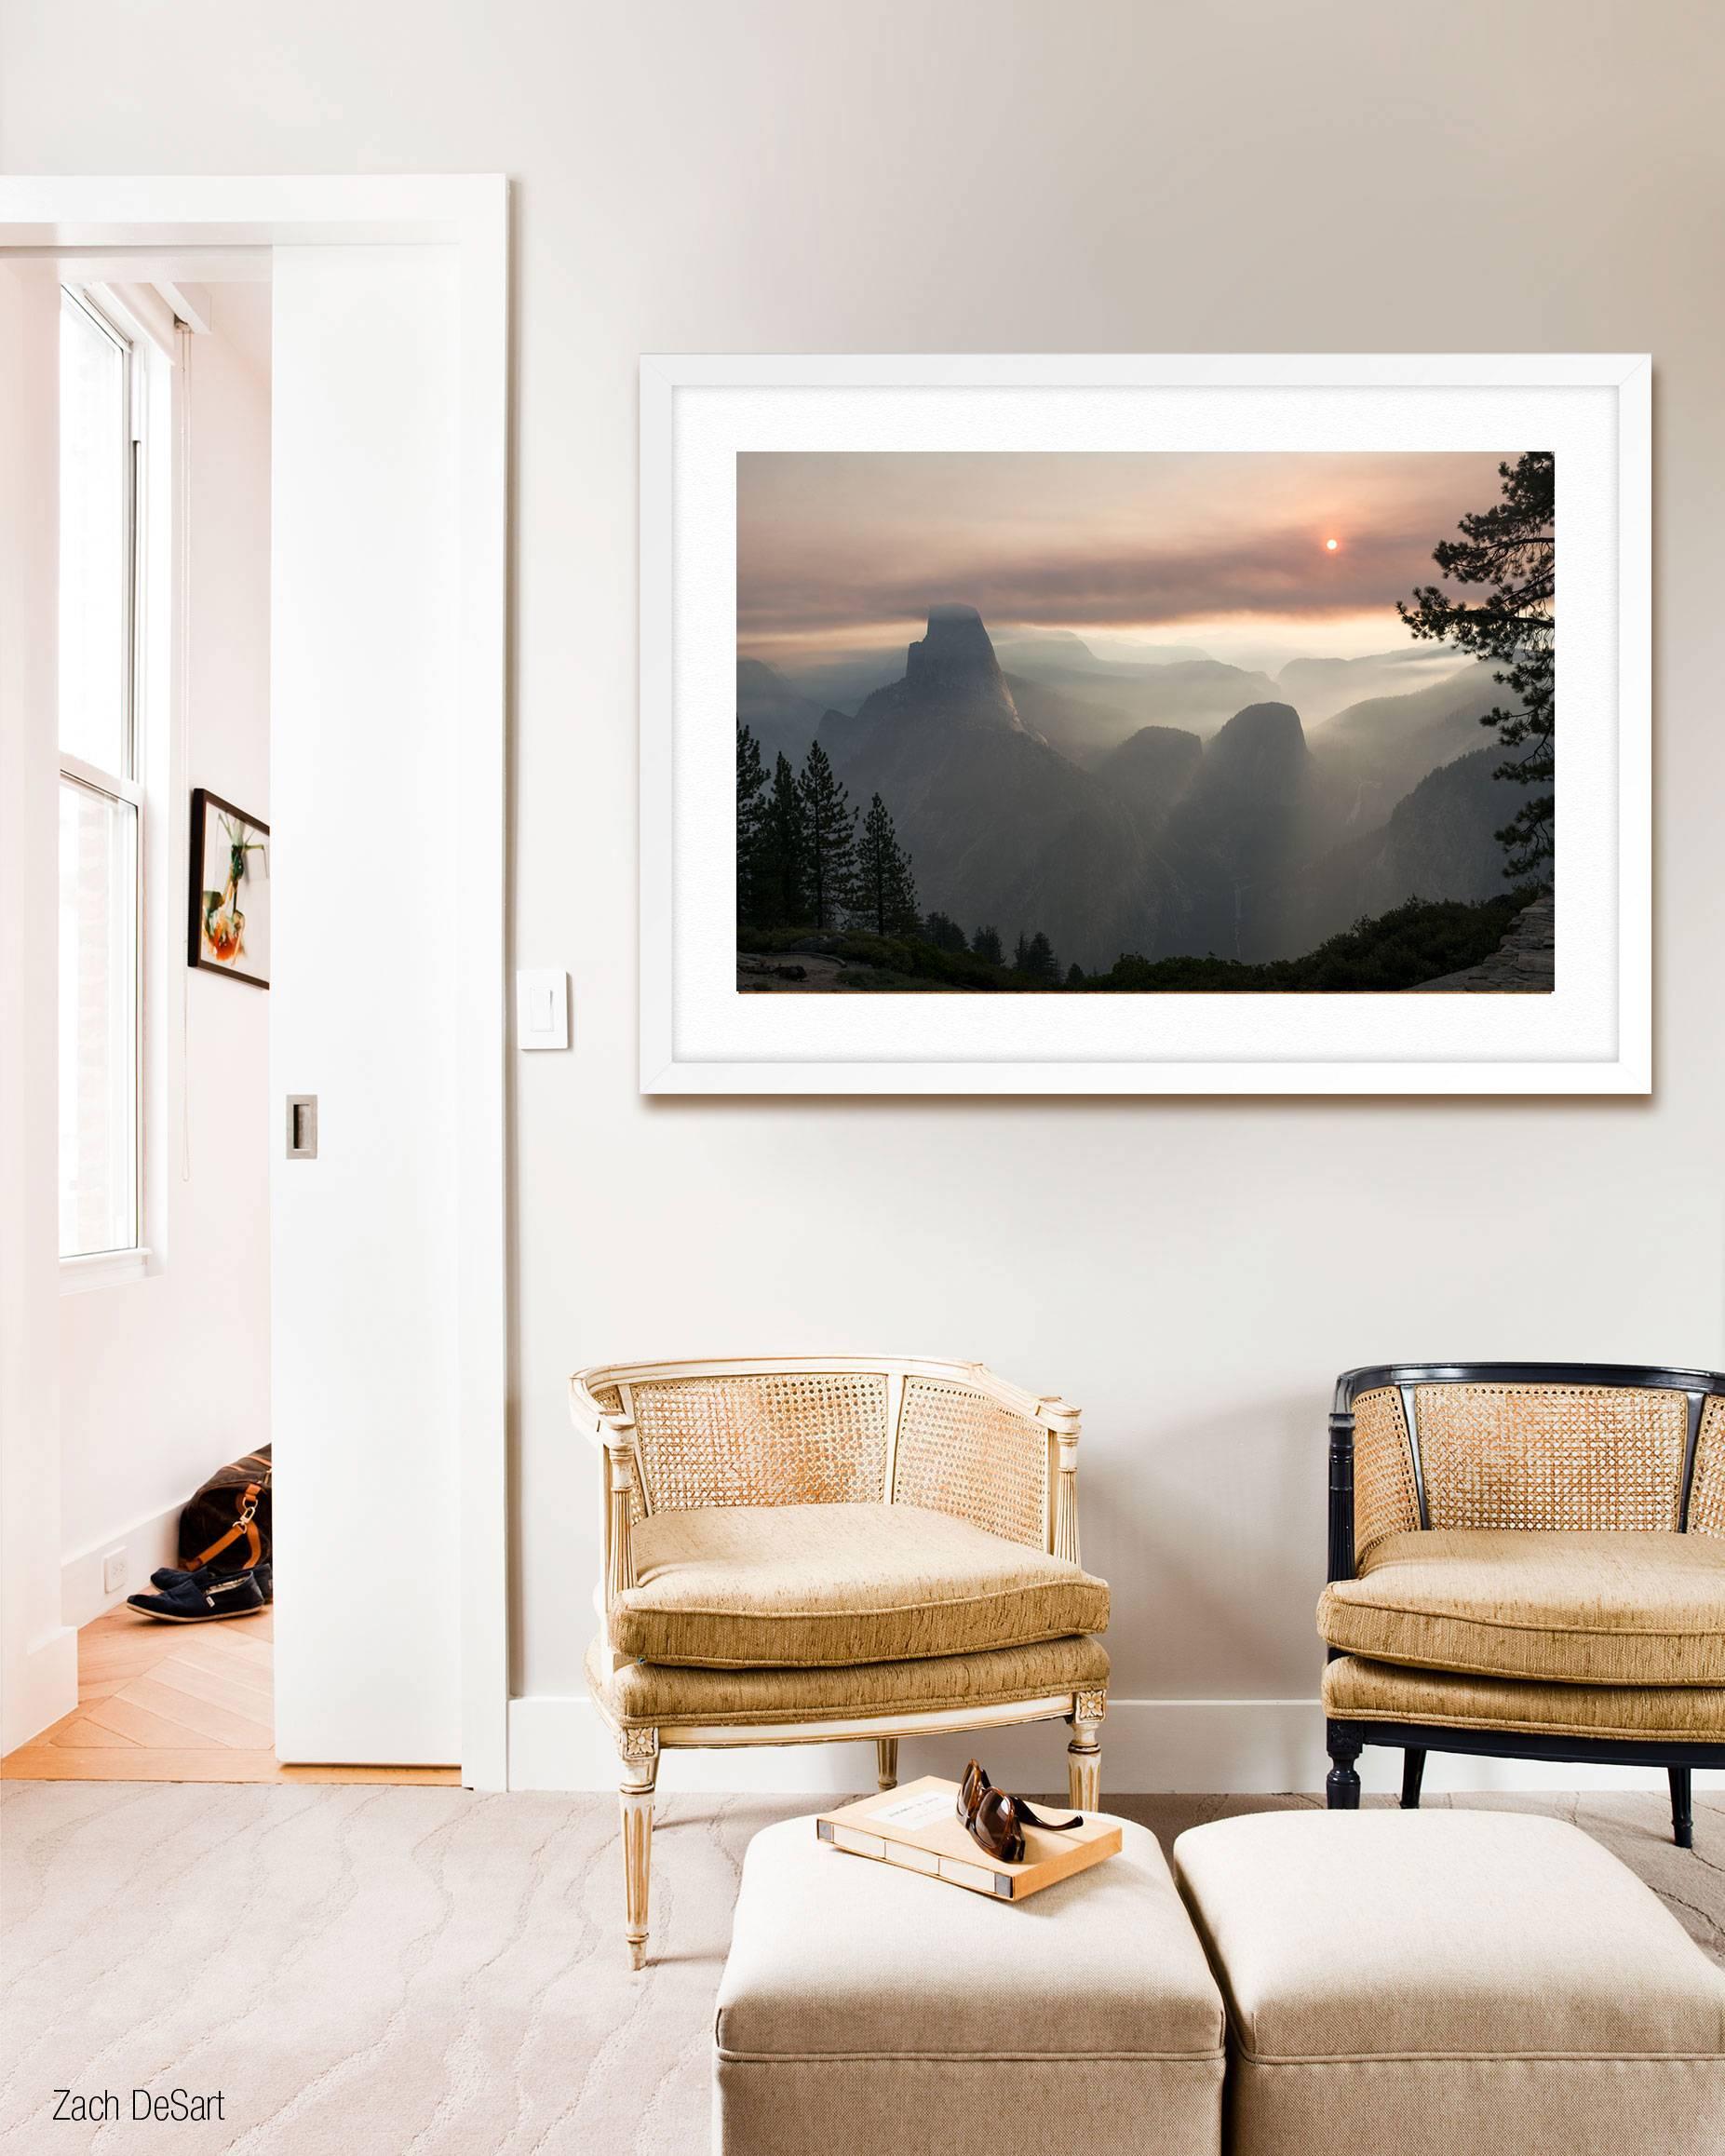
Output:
[0, 1599, 458, 1785]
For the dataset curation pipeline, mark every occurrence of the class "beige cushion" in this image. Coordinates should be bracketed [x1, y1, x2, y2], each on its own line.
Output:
[1173, 1811, 1725, 2156]
[715, 1814, 1224, 2156]
[1317, 1529, 1725, 1685]
[588, 1630, 1108, 1730]
[1324, 1653, 1725, 1741]
[610, 1502, 1109, 1667]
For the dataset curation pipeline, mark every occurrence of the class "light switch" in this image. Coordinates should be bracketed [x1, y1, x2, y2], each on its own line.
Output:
[516, 968, 570, 1051]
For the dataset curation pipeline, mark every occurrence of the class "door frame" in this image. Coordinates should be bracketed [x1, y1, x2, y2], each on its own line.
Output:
[0, 176, 511, 1787]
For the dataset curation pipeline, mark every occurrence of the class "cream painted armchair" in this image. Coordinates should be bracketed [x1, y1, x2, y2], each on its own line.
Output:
[570, 1356, 1111, 1967]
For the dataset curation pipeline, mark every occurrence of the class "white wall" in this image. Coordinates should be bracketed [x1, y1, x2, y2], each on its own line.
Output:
[0, 260, 78, 1750]
[58, 282, 273, 1624]
[4, 2, 1722, 1789]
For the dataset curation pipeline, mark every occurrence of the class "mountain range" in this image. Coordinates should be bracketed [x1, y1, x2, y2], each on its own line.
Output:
[736, 657, 833, 773]
[1275, 644, 1476, 723]
[739, 606, 1521, 972]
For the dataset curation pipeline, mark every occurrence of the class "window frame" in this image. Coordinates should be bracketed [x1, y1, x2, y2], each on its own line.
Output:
[57, 284, 149, 1287]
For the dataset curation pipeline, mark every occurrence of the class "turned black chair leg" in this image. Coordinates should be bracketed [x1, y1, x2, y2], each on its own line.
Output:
[1670, 1767, 1693, 1850]
[1326, 1726, 1363, 1811]
[1400, 1747, 1426, 1811]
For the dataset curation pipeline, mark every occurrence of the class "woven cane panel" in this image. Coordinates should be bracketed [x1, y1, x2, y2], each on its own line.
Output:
[627, 1372, 889, 1513]
[1690, 1396, 1725, 1539]
[1353, 1386, 1421, 1559]
[892, 1379, 1047, 1550]
[1414, 1383, 1688, 1532]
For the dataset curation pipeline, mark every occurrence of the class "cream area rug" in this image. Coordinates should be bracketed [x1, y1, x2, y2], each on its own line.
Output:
[3, 1783, 1720, 2153]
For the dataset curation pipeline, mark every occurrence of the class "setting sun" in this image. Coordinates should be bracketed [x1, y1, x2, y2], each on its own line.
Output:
[1325, 537, 1339, 550]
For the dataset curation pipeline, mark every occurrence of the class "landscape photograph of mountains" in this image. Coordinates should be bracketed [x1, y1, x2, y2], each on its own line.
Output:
[735, 449, 1556, 993]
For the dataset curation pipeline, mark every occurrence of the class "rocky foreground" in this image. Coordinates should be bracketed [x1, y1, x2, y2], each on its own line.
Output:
[1413, 893, 1555, 992]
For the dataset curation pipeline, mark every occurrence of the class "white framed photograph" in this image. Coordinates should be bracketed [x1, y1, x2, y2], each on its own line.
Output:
[640, 354, 1649, 1095]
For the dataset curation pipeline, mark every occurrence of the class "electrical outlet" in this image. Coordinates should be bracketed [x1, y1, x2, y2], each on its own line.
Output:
[101, 1548, 127, 1595]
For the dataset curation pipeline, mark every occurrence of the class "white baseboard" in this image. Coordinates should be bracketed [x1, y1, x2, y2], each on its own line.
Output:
[2, 1624, 79, 1755]
[61, 1499, 182, 1631]
[507, 1693, 1723, 1798]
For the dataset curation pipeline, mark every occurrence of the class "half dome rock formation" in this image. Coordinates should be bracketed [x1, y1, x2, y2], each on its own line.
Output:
[855, 602, 1025, 736]
[817, 605, 1027, 768]
[904, 602, 1020, 721]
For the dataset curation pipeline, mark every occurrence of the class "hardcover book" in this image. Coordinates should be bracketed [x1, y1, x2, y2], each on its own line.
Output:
[815, 1775, 1123, 1902]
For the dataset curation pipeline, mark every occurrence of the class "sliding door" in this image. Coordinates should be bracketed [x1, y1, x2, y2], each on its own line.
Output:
[270, 247, 463, 1766]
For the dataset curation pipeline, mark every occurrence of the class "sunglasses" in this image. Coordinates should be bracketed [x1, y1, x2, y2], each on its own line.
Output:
[957, 1759, 1085, 1865]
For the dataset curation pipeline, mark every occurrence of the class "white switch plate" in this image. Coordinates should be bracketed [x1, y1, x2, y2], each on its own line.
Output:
[516, 968, 570, 1051]
[101, 1548, 127, 1595]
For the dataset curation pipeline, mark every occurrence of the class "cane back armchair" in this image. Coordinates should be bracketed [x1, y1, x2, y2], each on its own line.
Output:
[570, 1355, 1111, 1966]
[1320, 1362, 1725, 1844]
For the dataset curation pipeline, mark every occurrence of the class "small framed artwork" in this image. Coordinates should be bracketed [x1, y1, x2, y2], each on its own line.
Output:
[187, 788, 270, 988]
[640, 353, 1650, 1095]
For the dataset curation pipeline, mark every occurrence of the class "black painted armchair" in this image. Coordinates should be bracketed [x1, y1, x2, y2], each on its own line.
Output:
[1319, 1362, 1725, 1846]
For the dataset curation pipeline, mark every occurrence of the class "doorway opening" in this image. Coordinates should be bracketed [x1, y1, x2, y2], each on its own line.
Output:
[0, 179, 508, 1792]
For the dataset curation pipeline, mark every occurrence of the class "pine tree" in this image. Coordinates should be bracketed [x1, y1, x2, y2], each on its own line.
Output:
[925, 911, 968, 953]
[1398, 451, 1554, 880]
[1012, 931, 1031, 973]
[735, 723, 768, 926]
[853, 794, 922, 936]
[1023, 931, 1059, 982]
[757, 750, 809, 926]
[1065, 963, 1085, 988]
[970, 924, 1004, 966]
[796, 741, 860, 931]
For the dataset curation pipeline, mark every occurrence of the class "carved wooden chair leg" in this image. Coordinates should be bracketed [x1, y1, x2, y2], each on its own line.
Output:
[1068, 1689, 1105, 1810]
[618, 1728, 659, 1972]
[1326, 1723, 1363, 1810]
[1670, 1767, 1694, 1850]
[875, 1738, 899, 1791]
[1400, 1747, 1426, 1811]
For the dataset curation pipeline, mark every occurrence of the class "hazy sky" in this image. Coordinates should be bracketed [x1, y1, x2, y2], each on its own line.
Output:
[737, 450, 1524, 669]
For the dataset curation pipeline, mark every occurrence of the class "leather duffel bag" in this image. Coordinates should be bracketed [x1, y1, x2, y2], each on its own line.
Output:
[177, 1447, 272, 1572]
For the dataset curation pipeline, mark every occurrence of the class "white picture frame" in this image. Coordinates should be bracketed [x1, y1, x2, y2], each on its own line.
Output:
[640, 353, 1650, 1096]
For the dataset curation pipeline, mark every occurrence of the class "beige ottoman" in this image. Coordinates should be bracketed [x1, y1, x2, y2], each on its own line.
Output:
[714, 1814, 1225, 2156]
[1172, 1811, 1725, 2156]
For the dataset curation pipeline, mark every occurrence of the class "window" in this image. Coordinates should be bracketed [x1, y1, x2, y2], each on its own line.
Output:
[58, 289, 142, 1261]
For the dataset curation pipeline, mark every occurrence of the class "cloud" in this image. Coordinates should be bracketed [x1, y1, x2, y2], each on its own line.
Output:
[735, 450, 1522, 642]
[739, 522, 1450, 636]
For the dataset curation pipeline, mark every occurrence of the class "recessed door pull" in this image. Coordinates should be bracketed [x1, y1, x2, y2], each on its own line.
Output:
[286, 1096, 318, 1159]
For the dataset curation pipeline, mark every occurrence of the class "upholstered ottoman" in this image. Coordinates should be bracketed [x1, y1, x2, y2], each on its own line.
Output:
[1172, 1811, 1725, 2156]
[714, 1814, 1225, 2156]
